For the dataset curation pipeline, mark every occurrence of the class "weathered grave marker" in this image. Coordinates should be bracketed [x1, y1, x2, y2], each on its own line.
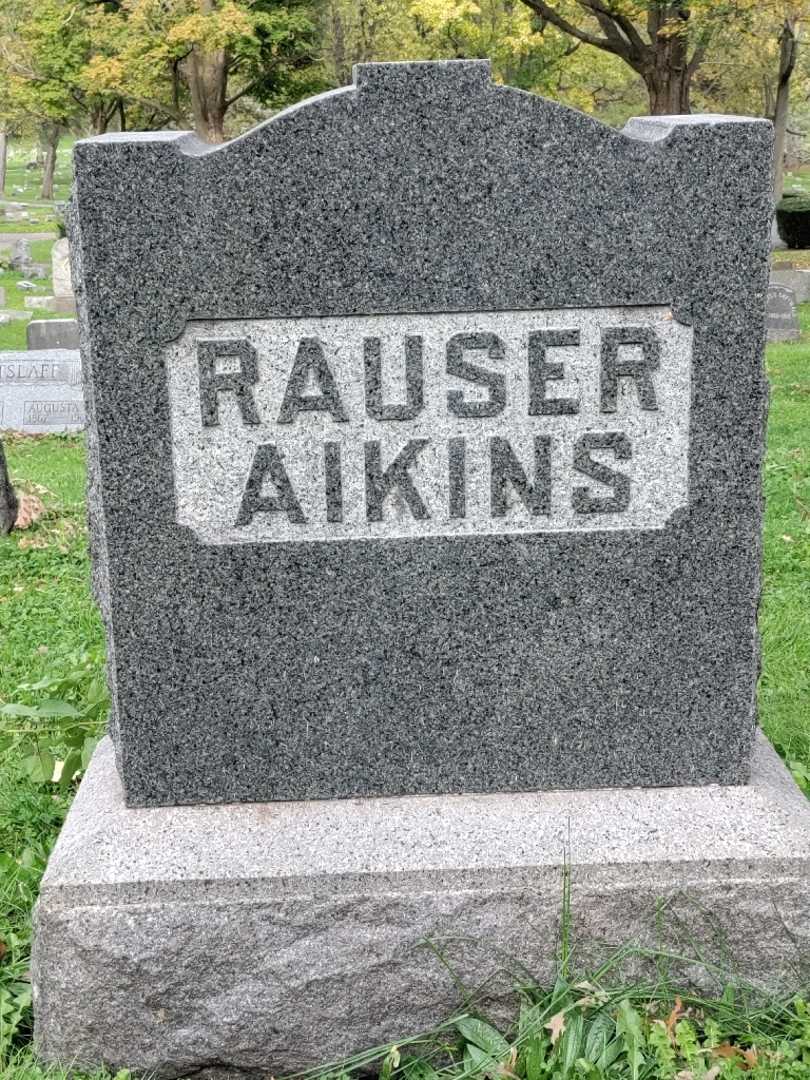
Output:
[26, 318, 80, 351]
[766, 282, 801, 341]
[51, 238, 73, 300]
[33, 62, 810, 1078]
[0, 350, 84, 432]
[770, 266, 810, 302]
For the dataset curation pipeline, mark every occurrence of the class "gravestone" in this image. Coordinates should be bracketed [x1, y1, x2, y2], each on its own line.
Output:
[766, 283, 801, 341]
[0, 350, 84, 432]
[33, 61, 810, 1078]
[0, 437, 17, 534]
[770, 266, 810, 302]
[51, 237, 73, 300]
[26, 318, 79, 351]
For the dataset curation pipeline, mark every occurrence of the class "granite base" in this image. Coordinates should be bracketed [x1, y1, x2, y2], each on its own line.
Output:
[33, 734, 810, 1079]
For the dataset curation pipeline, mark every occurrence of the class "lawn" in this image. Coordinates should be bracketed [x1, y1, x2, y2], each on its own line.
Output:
[0, 315, 809, 1076]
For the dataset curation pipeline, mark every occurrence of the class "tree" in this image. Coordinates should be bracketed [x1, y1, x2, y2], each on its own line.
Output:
[87, 0, 326, 143]
[515, 1, 759, 115]
[773, 17, 799, 198]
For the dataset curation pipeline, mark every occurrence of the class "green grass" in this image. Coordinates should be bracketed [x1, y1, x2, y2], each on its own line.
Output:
[759, 305, 810, 772]
[3, 138, 74, 207]
[0, 310, 808, 1076]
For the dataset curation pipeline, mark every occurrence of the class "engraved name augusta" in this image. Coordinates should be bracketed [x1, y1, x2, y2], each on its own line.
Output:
[165, 308, 692, 544]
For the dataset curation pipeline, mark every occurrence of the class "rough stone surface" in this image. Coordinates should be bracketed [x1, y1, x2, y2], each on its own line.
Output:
[26, 318, 79, 351]
[33, 733, 810, 1079]
[51, 237, 73, 298]
[766, 284, 801, 342]
[0, 437, 17, 534]
[770, 266, 810, 302]
[70, 61, 773, 806]
[0, 349, 84, 432]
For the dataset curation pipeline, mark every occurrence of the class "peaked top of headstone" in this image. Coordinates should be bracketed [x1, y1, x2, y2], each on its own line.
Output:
[77, 59, 769, 159]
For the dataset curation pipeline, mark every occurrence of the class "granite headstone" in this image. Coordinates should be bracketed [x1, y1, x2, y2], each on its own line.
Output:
[766, 283, 801, 341]
[0, 350, 84, 432]
[0, 437, 17, 534]
[33, 62, 810, 1080]
[26, 318, 80, 351]
[66, 61, 771, 808]
[770, 266, 810, 302]
[51, 237, 73, 300]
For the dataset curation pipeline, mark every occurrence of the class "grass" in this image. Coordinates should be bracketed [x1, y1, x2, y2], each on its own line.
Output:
[3, 138, 74, 209]
[0, 314, 808, 1075]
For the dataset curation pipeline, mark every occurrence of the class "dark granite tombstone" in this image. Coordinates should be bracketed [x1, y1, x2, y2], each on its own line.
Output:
[33, 64, 810, 1078]
[0, 438, 17, 534]
[67, 62, 772, 807]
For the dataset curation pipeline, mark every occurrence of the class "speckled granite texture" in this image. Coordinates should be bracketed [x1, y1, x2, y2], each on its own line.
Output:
[69, 60, 773, 806]
[33, 733, 810, 1078]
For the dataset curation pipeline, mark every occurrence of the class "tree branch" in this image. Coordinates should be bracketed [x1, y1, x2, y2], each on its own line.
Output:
[583, 0, 648, 57]
[225, 78, 262, 110]
[519, 0, 614, 52]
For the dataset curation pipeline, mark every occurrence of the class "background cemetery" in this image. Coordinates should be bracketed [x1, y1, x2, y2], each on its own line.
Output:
[1, 3, 810, 1079]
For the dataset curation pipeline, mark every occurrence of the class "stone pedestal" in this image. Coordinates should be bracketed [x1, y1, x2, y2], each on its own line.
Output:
[33, 734, 810, 1079]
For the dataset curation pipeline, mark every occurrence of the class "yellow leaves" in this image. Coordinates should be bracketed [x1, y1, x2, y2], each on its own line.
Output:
[166, 3, 256, 51]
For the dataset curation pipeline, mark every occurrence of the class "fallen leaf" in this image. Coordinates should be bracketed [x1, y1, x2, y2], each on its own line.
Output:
[704, 1069, 720, 1080]
[712, 1043, 742, 1060]
[14, 493, 45, 530]
[544, 1011, 566, 1045]
[783, 534, 795, 542]
[742, 1047, 758, 1070]
[0, 939, 6, 961]
[665, 996, 685, 1041]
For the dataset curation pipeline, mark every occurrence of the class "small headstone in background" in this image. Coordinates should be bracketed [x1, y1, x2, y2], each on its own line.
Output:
[0, 350, 84, 433]
[9, 238, 33, 274]
[8, 239, 46, 279]
[26, 318, 79, 351]
[766, 284, 801, 342]
[23, 295, 76, 314]
[770, 266, 810, 303]
[0, 438, 17, 535]
[51, 238, 73, 299]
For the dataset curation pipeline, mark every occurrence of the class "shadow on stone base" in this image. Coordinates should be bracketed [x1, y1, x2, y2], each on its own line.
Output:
[33, 734, 810, 1079]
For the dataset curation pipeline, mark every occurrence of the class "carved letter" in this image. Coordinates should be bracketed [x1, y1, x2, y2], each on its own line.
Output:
[447, 333, 506, 418]
[490, 436, 551, 517]
[364, 336, 424, 420]
[365, 439, 430, 522]
[235, 444, 306, 525]
[600, 327, 660, 413]
[277, 338, 348, 424]
[198, 338, 260, 427]
[572, 432, 632, 513]
[528, 329, 580, 415]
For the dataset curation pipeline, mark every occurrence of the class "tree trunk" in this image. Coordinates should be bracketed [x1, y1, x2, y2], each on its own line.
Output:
[773, 19, 798, 203]
[91, 104, 109, 136]
[642, 24, 691, 114]
[0, 131, 7, 196]
[39, 124, 60, 200]
[182, 46, 228, 142]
